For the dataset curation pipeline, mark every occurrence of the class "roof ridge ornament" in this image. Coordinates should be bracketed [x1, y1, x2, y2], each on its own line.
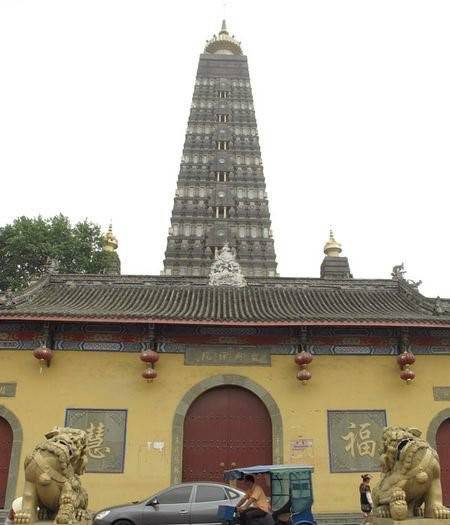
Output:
[323, 229, 342, 257]
[45, 257, 60, 275]
[103, 223, 118, 252]
[433, 296, 448, 316]
[0, 289, 15, 309]
[391, 263, 422, 289]
[209, 243, 247, 288]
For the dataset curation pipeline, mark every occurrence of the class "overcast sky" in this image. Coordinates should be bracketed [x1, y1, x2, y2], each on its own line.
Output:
[1, 0, 449, 297]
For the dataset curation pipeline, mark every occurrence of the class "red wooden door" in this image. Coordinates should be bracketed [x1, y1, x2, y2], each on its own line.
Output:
[183, 386, 272, 483]
[436, 418, 450, 506]
[0, 417, 13, 508]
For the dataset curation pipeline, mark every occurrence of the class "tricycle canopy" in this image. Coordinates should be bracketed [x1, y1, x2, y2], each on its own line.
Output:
[224, 465, 315, 525]
[223, 464, 314, 481]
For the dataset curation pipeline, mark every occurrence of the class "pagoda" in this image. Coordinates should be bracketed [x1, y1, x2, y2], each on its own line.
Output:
[163, 21, 278, 278]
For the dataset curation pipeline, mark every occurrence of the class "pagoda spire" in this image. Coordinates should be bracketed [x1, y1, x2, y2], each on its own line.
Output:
[220, 19, 228, 34]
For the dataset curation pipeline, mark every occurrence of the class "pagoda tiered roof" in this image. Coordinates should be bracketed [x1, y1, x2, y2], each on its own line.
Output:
[0, 273, 449, 327]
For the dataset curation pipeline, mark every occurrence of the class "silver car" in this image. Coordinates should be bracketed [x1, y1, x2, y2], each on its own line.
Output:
[94, 483, 244, 525]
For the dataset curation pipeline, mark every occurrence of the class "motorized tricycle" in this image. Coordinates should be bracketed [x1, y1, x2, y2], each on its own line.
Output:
[218, 464, 316, 525]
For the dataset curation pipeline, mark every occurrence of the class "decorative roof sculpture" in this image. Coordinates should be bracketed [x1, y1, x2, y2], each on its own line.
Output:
[323, 229, 342, 257]
[204, 20, 243, 55]
[209, 243, 247, 288]
[391, 262, 422, 289]
[102, 224, 121, 275]
[103, 224, 118, 252]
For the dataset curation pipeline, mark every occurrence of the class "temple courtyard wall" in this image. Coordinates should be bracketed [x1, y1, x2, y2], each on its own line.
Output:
[1, 344, 449, 514]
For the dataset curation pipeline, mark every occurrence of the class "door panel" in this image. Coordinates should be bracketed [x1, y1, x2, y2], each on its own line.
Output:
[0, 417, 13, 508]
[190, 484, 229, 525]
[142, 486, 192, 525]
[182, 386, 272, 483]
[436, 418, 450, 505]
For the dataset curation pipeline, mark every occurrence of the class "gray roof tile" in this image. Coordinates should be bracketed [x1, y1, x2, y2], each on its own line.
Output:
[1, 274, 449, 326]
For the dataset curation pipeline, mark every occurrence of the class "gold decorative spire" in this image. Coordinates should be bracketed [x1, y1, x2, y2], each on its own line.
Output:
[205, 20, 242, 55]
[323, 229, 342, 257]
[103, 223, 118, 252]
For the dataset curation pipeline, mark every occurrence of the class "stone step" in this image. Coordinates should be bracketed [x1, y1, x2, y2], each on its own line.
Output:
[316, 512, 362, 525]
[0, 510, 363, 525]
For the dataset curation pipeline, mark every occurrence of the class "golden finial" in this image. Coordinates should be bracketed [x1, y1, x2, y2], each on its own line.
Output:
[323, 229, 342, 257]
[205, 20, 242, 55]
[104, 223, 118, 252]
[220, 19, 228, 35]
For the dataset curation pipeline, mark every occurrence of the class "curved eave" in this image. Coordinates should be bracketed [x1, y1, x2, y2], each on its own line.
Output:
[1, 274, 448, 327]
[1, 313, 450, 328]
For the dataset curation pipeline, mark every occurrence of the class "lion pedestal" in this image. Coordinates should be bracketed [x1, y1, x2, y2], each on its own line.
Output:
[14, 427, 91, 525]
[372, 426, 450, 525]
[372, 518, 450, 525]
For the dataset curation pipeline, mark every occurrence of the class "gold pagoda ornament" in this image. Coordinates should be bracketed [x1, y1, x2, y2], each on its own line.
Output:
[204, 20, 243, 55]
[323, 229, 342, 257]
[103, 224, 118, 252]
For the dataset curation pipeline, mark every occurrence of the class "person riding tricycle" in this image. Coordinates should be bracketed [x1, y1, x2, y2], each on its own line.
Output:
[218, 464, 316, 525]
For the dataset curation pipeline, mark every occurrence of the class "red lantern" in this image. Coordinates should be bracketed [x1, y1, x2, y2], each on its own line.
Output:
[397, 351, 416, 367]
[297, 369, 312, 382]
[140, 350, 159, 364]
[32, 346, 53, 367]
[400, 369, 415, 382]
[294, 351, 313, 366]
[142, 367, 157, 381]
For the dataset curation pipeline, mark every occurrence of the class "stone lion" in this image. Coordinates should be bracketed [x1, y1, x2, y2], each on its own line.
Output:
[14, 427, 90, 525]
[372, 426, 449, 520]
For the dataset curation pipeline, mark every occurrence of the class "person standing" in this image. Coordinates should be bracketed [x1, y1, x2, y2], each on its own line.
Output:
[237, 474, 269, 525]
[359, 474, 373, 522]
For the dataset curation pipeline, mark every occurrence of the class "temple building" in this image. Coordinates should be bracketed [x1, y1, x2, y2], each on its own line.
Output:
[1, 22, 450, 524]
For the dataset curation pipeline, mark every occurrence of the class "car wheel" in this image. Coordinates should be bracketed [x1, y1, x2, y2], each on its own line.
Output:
[112, 519, 135, 525]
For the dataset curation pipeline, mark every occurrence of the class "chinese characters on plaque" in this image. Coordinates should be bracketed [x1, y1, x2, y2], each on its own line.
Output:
[65, 409, 127, 473]
[327, 410, 387, 473]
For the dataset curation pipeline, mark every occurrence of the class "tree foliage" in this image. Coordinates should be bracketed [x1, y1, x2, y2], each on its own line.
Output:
[0, 215, 111, 292]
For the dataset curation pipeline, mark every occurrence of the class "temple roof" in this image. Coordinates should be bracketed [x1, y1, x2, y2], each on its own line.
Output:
[0, 273, 449, 327]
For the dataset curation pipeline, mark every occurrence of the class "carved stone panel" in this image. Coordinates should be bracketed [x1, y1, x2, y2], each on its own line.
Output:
[433, 387, 450, 401]
[184, 346, 271, 366]
[65, 409, 127, 473]
[327, 410, 387, 473]
[0, 383, 16, 397]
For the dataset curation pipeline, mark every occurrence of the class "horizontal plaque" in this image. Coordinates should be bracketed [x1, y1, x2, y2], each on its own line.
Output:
[0, 383, 17, 397]
[433, 386, 450, 401]
[185, 346, 271, 366]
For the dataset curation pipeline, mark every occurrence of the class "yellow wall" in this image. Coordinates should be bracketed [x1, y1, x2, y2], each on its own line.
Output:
[1, 349, 449, 514]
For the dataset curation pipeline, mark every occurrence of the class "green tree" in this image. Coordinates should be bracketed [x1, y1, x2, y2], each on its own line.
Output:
[0, 215, 114, 292]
